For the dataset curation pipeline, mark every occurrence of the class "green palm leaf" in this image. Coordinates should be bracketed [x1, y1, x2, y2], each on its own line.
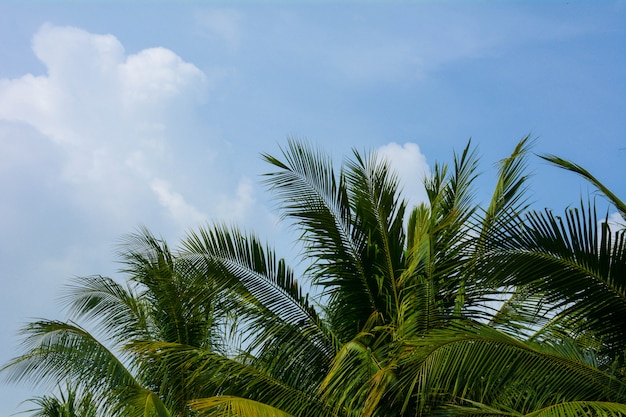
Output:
[1, 320, 156, 417]
[182, 224, 337, 390]
[397, 321, 626, 415]
[484, 200, 626, 357]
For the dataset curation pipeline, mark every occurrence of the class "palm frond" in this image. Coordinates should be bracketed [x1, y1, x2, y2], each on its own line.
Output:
[344, 149, 407, 322]
[262, 139, 375, 342]
[1, 320, 145, 417]
[60, 275, 152, 344]
[130, 340, 335, 417]
[181, 224, 337, 389]
[484, 200, 626, 356]
[396, 321, 626, 415]
[523, 401, 626, 417]
[191, 396, 295, 417]
[22, 383, 98, 417]
[540, 154, 626, 221]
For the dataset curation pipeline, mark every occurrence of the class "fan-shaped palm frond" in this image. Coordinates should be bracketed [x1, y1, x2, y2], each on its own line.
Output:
[181, 224, 337, 389]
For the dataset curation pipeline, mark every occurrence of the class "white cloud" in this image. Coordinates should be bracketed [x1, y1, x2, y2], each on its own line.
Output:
[606, 211, 626, 231]
[119, 47, 207, 109]
[377, 142, 430, 210]
[0, 24, 211, 229]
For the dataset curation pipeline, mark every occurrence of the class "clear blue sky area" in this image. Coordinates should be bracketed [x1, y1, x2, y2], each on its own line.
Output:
[0, 2, 624, 414]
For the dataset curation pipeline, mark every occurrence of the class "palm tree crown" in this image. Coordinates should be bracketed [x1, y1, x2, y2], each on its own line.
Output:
[3, 137, 625, 417]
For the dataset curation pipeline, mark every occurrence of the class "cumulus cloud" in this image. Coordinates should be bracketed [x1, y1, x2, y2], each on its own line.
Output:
[377, 142, 430, 211]
[0, 24, 230, 232]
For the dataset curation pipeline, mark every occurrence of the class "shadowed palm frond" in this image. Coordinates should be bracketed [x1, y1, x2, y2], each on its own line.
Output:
[483, 200, 626, 357]
[430, 400, 626, 416]
[1, 320, 151, 417]
[22, 383, 98, 417]
[262, 139, 375, 343]
[130, 340, 336, 417]
[60, 275, 152, 344]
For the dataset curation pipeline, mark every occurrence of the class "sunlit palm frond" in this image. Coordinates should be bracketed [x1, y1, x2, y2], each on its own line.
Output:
[402, 140, 480, 322]
[478, 136, 533, 241]
[191, 396, 295, 417]
[396, 321, 626, 415]
[318, 315, 399, 417]
[262, 139, 376, 342]
[182, 224, 337, 388]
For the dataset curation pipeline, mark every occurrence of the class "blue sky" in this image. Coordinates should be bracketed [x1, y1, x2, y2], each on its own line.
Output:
[0, 1, 624, 414]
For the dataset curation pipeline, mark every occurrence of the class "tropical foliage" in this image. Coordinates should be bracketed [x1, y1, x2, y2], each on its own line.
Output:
[20, 384, 97, 417]
[3, 137, 625, 417]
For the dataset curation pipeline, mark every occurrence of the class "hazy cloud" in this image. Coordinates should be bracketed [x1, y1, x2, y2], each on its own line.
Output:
[195, 9, 243, 49]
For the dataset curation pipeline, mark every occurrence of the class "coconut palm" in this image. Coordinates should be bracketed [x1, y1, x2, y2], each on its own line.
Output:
[479, 154, 626, 371]
[4, 138, 626, 417]
[2, 228, 233, 417]
[132, 138, 626, 416]
[21, 384, 97, 417]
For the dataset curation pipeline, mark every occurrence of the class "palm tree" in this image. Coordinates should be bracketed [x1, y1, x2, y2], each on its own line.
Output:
[4, 138, 626, 416]
[134, 138, 626, 416]
[479, 154, 626, 372]
[2, 228, 232, 417]
[21, 384, 97, 417]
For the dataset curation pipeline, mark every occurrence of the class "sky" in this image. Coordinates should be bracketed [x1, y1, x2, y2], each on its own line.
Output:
[0, 1, 624, 414]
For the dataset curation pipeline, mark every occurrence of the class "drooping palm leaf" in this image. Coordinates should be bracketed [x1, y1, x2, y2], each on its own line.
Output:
[130, 340, 337, 417]
[483, 200, 626, 357]
[190, 396, 294, 417]
[396, 321, 626, 415]
[181, 224, 337, 390]
[0, 320, 161, 417]
[60, 275, 152, 345]
[540, 154, 626, 221]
